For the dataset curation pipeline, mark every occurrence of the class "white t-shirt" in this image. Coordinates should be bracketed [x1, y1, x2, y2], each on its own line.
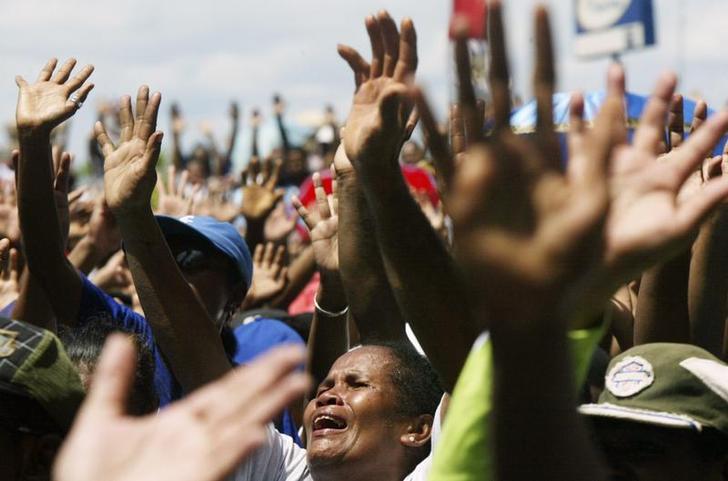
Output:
[230, 425, 310, 481]
[232, 399, 443, 481]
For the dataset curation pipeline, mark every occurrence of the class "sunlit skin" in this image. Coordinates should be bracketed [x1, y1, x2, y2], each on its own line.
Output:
[303, 346, 429, 481]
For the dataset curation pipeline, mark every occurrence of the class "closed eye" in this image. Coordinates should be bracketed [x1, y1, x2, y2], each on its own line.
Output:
[346, 375, 370, 388]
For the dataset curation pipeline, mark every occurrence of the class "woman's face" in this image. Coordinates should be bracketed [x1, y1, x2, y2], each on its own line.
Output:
[303, 346, 411, 475]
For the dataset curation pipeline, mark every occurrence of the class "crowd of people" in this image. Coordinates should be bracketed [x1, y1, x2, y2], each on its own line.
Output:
[2, 2, 728, 480]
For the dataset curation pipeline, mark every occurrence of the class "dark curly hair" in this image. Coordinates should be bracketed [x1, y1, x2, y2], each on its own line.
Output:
[364, 340, 444, 469]
[368, 340, 443, 418]
[59, 315, 159, 415]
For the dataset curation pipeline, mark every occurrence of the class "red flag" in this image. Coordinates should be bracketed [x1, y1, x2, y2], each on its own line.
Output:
[450, 0, 488, 40]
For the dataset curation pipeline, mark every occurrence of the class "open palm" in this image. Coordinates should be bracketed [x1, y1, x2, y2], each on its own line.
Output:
[54, 336, 309, 481]
[16, 58, 94, 133]
[294, 170, 339, 274]
[338, 11, 418, 168]
[602, 72, 728, 279]
[97, 86, 163, 215]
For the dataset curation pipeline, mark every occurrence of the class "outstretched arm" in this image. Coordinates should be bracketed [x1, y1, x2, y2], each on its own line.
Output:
[269, 245, 317, 310]
[250, 109, 261, 158]
[689, 209, 728, 355]
[216, 101, 240, 176]
[98, 87, 230, 392]
[15, 58, 94, 326]
[688, 142, 728, 356]
[293, 172, 349, 396]
[170, 102, 185, 170]
[339, 11, 475, 389]
[12, 148, 76, 330]
[633, 96, 702, 346]
[634, 254, 691, 344]
[448, 6, 609, 479]
[335, 145, 406, 343]
[273, 95, 291, 154]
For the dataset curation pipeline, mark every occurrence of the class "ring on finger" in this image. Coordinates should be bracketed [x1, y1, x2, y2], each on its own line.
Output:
[69, 93, 83, 109]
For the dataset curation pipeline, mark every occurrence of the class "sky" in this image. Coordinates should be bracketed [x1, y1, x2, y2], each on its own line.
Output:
[1, 0, 726, 171]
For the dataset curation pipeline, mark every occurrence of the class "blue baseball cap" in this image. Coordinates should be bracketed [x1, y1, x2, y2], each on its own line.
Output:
[155, 215, 253, 291]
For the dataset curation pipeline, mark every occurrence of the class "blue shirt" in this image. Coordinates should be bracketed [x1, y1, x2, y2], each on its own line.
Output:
[78, 275, 182, 406]
[233, 318, 305, 445]
[232, 318, 305, 365]
[0, 301, 14, 318]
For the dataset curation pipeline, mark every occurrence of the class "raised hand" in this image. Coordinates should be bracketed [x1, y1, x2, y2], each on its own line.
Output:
[15, 58, 94, 134]
[156, 165, 200, 217]
[273, 94, 285, 116]
[89, 249, 129, 293]
[97, 86, 164, 215]
[263, 200, 297, 242]
[243, 242, 289, 308]
[0, 238, 20, 308]
[249, 109, 262, 129]
[437, 5, 620, 323]
[170, 103, 185, 136]
[338, 10, 418, 169]
[416, 11, 728, 318]
[293, 170, 339, 274]
[86, 198, 121, 258]
[229, 101, 239, 121]
[239, 158, 284, 222]
[602, 69, 728, 280]
[53, 335, 309, 481]
[195, 192, 239, 223]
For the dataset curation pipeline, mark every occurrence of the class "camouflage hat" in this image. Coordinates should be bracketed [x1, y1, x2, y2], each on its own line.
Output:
[0, 318, 84, 433]
[579, 343, 728, 436]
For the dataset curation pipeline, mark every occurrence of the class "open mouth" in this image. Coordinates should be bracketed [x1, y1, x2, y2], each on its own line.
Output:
[312, 414, 348, 435]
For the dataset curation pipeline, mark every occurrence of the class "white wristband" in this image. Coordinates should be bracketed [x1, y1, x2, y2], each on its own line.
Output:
[314, 297, 349, 317]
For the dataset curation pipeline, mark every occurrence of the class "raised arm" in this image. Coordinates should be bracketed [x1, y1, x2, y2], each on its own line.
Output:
[97, 87, 230, 391]
[293, 171, 348, 395]
[447, 6, 613, 479]
[633, 97, 698, 345]
[335, 142, 406, 343]
[688, 138, 728, 356]
[338, 11, 475, 389]
[423, 4, 728, 480]
[239, 242, 288, 311]
[269, 245, 317, 310]
[170, 102, 185, 170]
[273, 94, 291, 153]
[12, 147, 76, 329]
[215, 101, 240, 176]
[250, 109, 261, 158]
[14, 58, 94, 325]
